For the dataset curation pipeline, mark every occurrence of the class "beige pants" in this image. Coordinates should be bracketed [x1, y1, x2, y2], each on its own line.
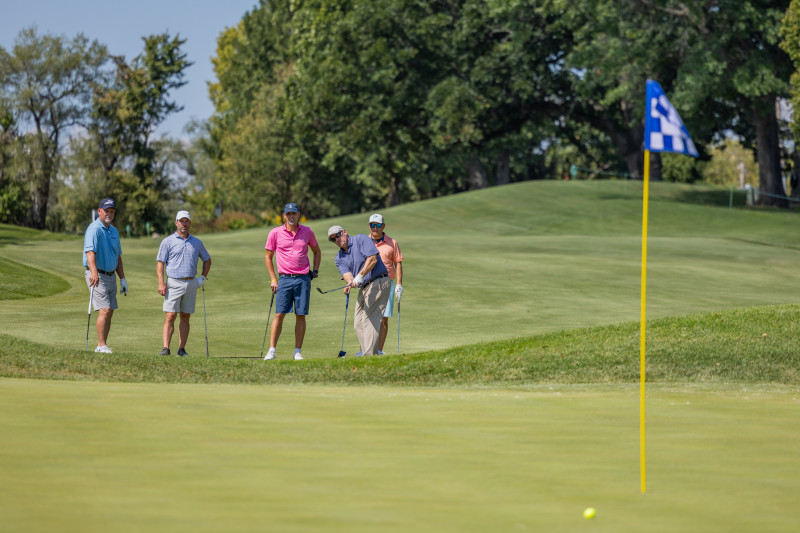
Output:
[354, 277, 391, 355]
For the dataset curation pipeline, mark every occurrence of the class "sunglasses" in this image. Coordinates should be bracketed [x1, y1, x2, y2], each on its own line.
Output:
[369, 223, 383, 229]
[329, 231, 343, 242]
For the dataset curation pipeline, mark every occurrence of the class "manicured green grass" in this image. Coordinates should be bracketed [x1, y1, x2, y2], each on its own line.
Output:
[2, 304, 799, 385]
[1, 379, 797, 533]
[2, 181, 799, 533]
[1, 180, 800, 358]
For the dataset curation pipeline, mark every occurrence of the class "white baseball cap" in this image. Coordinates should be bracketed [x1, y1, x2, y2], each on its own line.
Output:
[176, 210, 191, 221]
[369, 213, 384, 224]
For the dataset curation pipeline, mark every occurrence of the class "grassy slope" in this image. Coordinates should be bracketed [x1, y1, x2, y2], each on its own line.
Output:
[1, 180, 799, 385]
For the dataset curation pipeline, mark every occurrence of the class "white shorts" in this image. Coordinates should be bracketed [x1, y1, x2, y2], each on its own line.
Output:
[163, 277, 199, 313]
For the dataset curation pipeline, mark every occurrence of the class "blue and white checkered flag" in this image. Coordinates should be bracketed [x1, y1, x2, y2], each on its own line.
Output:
[644, 80, 698, 157]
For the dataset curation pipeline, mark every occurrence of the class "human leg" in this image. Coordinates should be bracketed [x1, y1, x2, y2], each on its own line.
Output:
[295, 315, 306, 349]
[270, 313, 286, 348]
[96, 308, 113, 347]
[178, 312, 191, 349]
[378, 280, 394, 352]
[163, 312, 178, 348]
[378, 317, 389, 352]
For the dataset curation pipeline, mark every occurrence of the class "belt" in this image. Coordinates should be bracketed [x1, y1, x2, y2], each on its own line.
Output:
[279, 273, 308, 278]
[363, 273, 388, 287]
[87, 267, 115, 276]
[171, 277, 195, 281]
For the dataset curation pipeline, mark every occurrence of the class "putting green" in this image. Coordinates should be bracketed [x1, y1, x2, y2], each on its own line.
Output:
[1, 378, 797, 532]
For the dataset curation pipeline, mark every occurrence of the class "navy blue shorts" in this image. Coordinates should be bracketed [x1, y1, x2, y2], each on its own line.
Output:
[275, 275, 311, 315]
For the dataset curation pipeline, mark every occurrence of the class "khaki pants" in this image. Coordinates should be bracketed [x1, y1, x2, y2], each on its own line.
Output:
[354, 277, 391, 355]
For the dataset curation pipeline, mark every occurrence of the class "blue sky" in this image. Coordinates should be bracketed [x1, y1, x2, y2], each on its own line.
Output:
[1, 0, 259, 137]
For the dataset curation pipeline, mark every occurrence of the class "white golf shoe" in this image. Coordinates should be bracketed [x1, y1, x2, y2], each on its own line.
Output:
[264, 348, 276, 361]
[377, 350, 385, 355]
[293, 351, 303, 360]
[94, 345, 113, 354]
[355, 351, 364, 357]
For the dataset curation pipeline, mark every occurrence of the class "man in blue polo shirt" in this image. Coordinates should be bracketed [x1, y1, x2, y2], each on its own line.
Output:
[156, 210, 211, 356]
[83, 198, 127, 354]
[328, 224, 390, 356]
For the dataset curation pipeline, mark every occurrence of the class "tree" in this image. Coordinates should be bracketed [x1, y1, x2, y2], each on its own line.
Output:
[0, 27, 107, 228]
[78, 32, 191, 234]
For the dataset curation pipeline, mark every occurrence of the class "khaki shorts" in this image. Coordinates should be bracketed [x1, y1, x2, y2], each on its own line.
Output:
[86, 270, 118, 311]
[163, 277, 199, 313]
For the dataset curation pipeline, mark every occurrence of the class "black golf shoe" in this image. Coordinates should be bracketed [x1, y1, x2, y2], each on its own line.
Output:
[177, 348, 189, 357]
[159, 347, 170, 356]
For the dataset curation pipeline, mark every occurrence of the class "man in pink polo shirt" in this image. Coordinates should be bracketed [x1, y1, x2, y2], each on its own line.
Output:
[264, 203, 321, 360]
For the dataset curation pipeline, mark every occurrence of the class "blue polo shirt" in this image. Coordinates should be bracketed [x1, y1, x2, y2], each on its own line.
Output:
[83, 218, 122, 272]
[156, 232, 210, 278]
[334, 234, 388, 285]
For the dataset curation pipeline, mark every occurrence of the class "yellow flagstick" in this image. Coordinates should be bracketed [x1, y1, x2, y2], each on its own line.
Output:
[640, 149, 650, 493]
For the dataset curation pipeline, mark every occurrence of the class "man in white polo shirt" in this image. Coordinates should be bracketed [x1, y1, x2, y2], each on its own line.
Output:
[156, 210, 211, 356]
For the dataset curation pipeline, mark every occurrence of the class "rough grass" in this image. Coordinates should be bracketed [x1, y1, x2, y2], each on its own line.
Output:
[2, 304, 798, 386]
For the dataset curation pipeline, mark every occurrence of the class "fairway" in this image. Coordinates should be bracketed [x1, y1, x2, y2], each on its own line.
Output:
[3, 180, 800, 532]
[2, 181, 800, 358]
[1, 378, 798, 533]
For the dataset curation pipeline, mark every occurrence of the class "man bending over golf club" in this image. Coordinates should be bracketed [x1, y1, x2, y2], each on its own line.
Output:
[156, 210, 211, 356]
[83, 198, 127, 354]
[264, 203, 321, 361]
[328, 224, 390, 356]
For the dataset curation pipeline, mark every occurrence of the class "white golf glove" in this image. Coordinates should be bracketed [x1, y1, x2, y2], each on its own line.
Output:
[196, 275, 205, 287]
[119, 278, 128, 295]
[352, 274, 364, 287]
[395, 284, 403, 301]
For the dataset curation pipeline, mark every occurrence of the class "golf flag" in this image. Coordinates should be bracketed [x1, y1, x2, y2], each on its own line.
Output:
[644, 79, 698, 157]
[640, 81, 697, 495]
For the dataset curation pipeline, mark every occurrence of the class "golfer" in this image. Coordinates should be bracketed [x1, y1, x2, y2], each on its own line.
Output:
[156, 210, 211, 356]
[264, 203, 321, 361]
[83, 198, 127, 354]
[366, 214, 404, 355]
[328, 224, 390, 356]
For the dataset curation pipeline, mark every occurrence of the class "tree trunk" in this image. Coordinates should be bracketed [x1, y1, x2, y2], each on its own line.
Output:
[466, 154, 488, 190]
[649, 152, 662, 182]
[754, 94, 788, 208]
[496, 149, 510, 185]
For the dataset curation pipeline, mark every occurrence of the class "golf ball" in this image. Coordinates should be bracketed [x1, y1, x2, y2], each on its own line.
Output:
[583, 507, 596, 519]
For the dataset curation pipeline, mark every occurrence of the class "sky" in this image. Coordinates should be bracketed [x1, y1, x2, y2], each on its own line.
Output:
[1, 0, 259, 137]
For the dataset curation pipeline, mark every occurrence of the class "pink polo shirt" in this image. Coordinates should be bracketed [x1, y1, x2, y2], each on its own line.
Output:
[373, 234, 403, 281]
[265, 224, 319, 275]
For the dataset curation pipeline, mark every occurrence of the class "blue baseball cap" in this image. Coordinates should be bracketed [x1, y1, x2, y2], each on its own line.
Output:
[99, 198, 116, 210]
[284, 203, 299, 214]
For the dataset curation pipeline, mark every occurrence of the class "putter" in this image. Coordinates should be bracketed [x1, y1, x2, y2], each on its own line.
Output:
[317, 284, 349, 295]
[85, 287, 94, 352]
[338, 292, 349, 357]
[259, 290, 276, 358]
[202, 284, 209, 357]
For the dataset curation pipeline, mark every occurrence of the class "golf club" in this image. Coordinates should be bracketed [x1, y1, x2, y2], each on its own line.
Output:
[259, 290, 276, 358]
[85, 287, 94, 352]
[316, 284, 349, 294]
[397, 299, 400, 354]
[202, 283, 209, 357]
[338, 292, 349, 357]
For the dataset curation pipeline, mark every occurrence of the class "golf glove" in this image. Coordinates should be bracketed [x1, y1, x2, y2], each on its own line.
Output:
[119, 278, 128, 295]
[196, 275, 205, 287]
[395, 284, 403, 301]
[310, 269, 319, 279]
[352, 274, 364, 287]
